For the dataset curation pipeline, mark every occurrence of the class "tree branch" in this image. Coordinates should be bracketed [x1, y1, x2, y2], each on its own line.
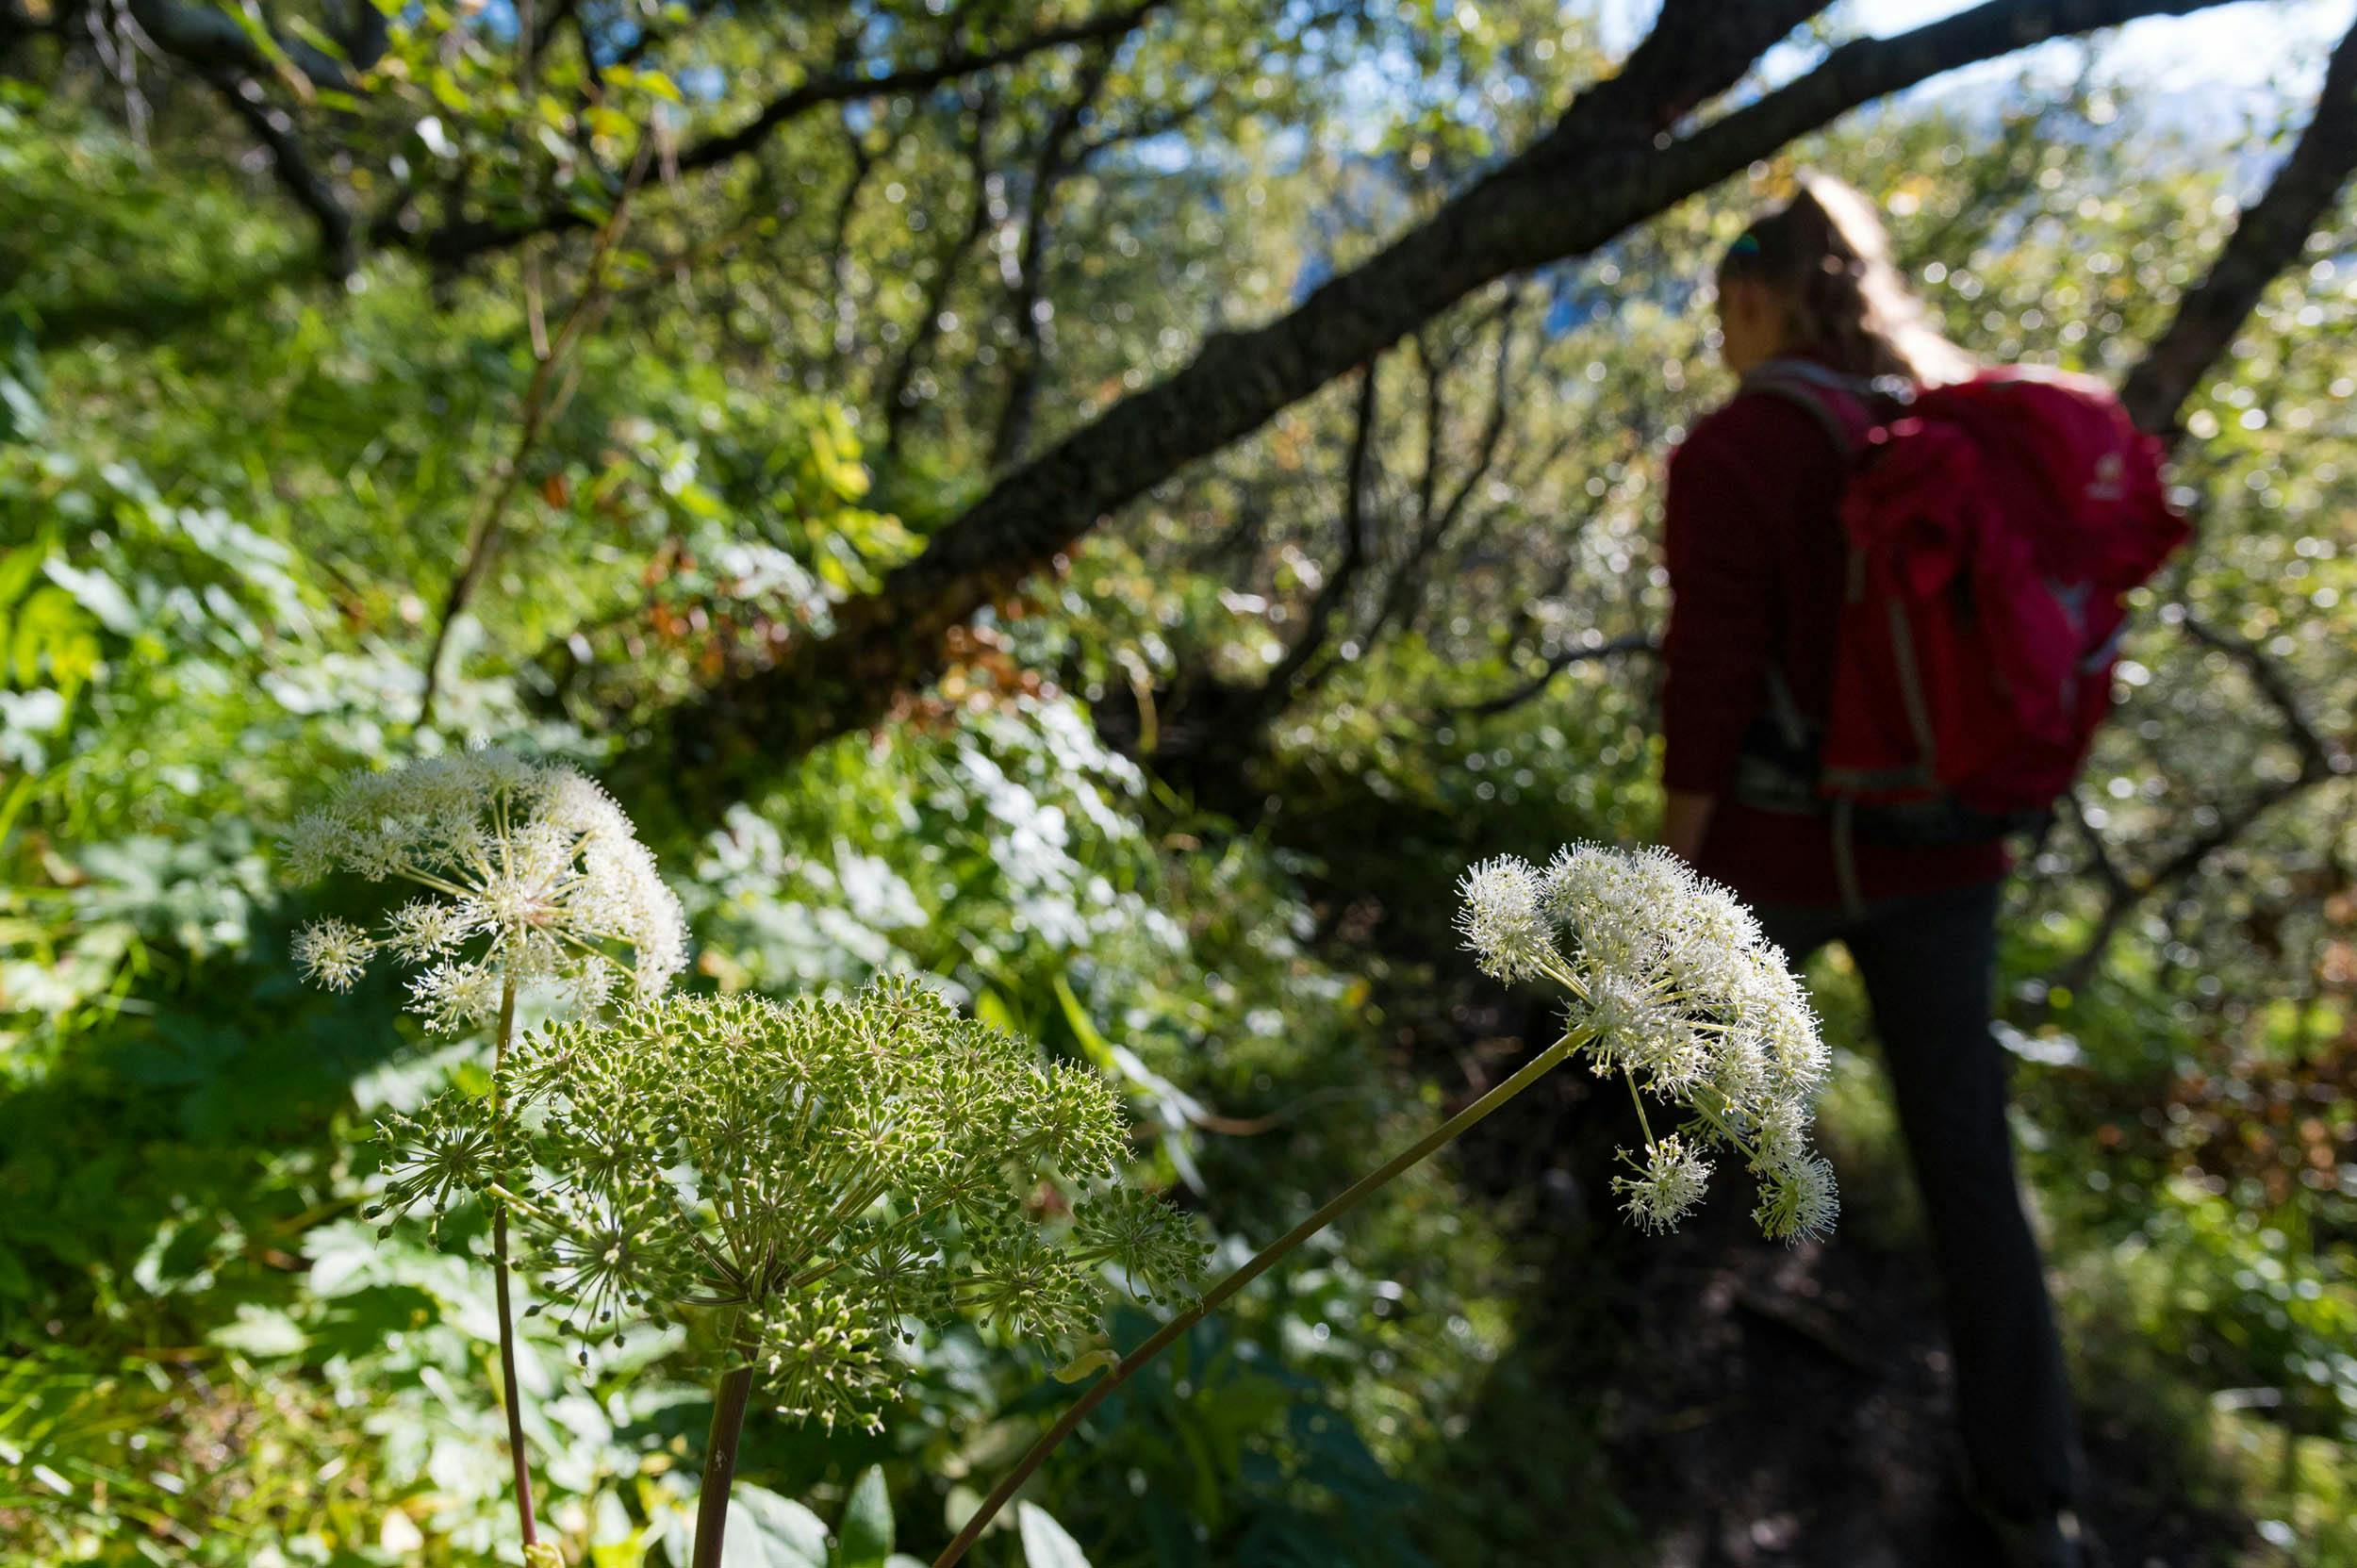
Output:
[2120, 18, 2357, 436]
[202, 69, 357, 276]
[1072, 75, 1222, 162]
[823, 110, 896, 381]
[1250, 360, 1384, 718]
[396, 0, 1165, 263]
[985, 52, 1117, 470]
[110, 0, 381, 273]
[2050, 765, 2339, 997]
[2041, 20, 2357, 986]
[417, 148, 651, 725]
[2179, 612, 2343, 781]
[882, 88, 1001, 458]
[1364, 290, 1525, 646]
[125, 0, 358, 92]
[1445, 635, 1662, 722]
[2048, 613, 2350, 993]
[632, 0, 2249, 824]
[2059, 788, 2131, 900]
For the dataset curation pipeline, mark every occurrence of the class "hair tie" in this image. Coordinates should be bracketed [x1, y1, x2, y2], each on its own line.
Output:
[1725, 233, 1762, 257]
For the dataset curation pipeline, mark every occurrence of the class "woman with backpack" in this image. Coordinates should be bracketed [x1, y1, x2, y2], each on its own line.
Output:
[1658, 175, 2101, 1568]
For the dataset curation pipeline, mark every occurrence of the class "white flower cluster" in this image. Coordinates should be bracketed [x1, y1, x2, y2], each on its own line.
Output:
[285, 748, 689, 1028]
[1456, 845, 1838, 1244]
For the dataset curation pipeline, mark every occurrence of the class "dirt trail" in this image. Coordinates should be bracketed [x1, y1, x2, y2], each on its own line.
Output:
[1211, 780, 2256, 1568]
[1595, 1178, 2250, 1568]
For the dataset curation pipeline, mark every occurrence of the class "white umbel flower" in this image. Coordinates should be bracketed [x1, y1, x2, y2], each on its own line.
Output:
[1755, 1152, 1840, 1244]
[293, 917, 375, 991]
[408, 960, 506, 1033]
[1616, 1134, 1711, 1234]
[1455, 856, 1558, 981]
[1458, 843, 1838, 1245]
[384, 899, 471, 961]
[281, 747, 689, 1027]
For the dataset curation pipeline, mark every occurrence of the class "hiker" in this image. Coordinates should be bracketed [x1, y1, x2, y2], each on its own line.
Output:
[1656, 174, 2181, 1568]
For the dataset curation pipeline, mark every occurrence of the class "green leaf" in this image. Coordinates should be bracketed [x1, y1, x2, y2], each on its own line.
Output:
[643, 1477, 697, 1568]
[14, 586, 78, 684]
[724, 1483, 831, 1568]
[832, 1465, 893, 1567]
[0, 371, 38, 443]
[1017, 1503, 1093, 1568]
[41, 560, 136, 635]
[0, 544, 46, 611]
[1049, 972, 1115, 1072]
[973, 986, 1018, 1036]
[426, 65, 470, 113]
[1053, 1347, 1119, 1384]
[206, 1304, 307, 1358]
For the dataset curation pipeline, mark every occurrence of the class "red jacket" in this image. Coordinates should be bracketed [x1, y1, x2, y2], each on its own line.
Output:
[1661, 378, 2008, 908]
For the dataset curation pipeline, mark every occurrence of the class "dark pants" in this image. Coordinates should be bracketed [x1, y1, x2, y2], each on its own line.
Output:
[1755, 880, 2081, 1521]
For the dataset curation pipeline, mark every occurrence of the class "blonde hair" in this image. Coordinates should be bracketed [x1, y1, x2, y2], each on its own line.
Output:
[1719, 173, 1975, 388]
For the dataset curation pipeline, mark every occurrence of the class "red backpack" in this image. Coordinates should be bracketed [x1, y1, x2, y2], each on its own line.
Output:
[1739, 359, 2189, 844]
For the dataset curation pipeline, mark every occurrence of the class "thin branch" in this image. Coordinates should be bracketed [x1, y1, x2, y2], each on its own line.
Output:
[125, 0, 357, 92]
[1410, 329, 1447, 528]
[1185, 471, 1279, 570]
[1446, 635, 1660, 722]
[2048, 618, 2350, 993]
[683, 1, 1159, 173]
[2059, 788, 2132, 900]
[1251, 360, 1384, 718]
[1071, 75, 1222, 161]
[599, 0, 710, 75]
[882, 88, 1001, 457]
[417, 146, 652, 726]
[2049, 769, 2339, 996]
[2179, 612, 2343, 780]
[398, 0, 1166, 264]
[1364, 289, 1525, 646]
[823, 116, 893, 381]
[202, 68, 356, 276]
[987, 37, 1125, 470]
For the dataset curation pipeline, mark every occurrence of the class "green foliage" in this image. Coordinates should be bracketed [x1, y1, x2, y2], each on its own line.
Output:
[1025, 1309, 1438, 1568]
[376, 981, 1205, 1425]
[3, 10, 2354, 1565]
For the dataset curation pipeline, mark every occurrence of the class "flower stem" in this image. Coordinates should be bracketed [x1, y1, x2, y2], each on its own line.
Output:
[931, 1029, 1585, 1568]
[1624, 1067, 1656, 1147]
[489, 974, 540, 1550]
[690, 1362, 758, 1568]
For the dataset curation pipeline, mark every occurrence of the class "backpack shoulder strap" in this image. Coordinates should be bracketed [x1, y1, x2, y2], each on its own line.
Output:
[1738, 358, 1901, 463]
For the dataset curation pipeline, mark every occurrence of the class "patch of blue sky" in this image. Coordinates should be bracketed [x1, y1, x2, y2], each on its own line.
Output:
[1603, 0, 2353, 108]
[1838, 0, 2349, 95]
[1276, 2, 2345, 172]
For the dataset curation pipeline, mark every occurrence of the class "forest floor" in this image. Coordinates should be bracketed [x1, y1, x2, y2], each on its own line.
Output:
[1595, 1181, 2252, 1568]
[1258, 785, 2258, 1568]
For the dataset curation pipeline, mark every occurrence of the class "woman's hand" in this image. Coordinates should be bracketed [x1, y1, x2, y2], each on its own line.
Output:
[1660, 790, 1717, 864]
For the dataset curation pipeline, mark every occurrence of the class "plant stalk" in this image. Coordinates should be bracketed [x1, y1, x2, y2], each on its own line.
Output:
[931, 1029, 1584, 1567]
[691, 1362, 759, 1568]
[489, 974, 540, 1549]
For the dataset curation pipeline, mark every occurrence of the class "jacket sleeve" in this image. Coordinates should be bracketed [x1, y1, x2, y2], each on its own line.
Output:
[1659, 407, 1784, 796]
